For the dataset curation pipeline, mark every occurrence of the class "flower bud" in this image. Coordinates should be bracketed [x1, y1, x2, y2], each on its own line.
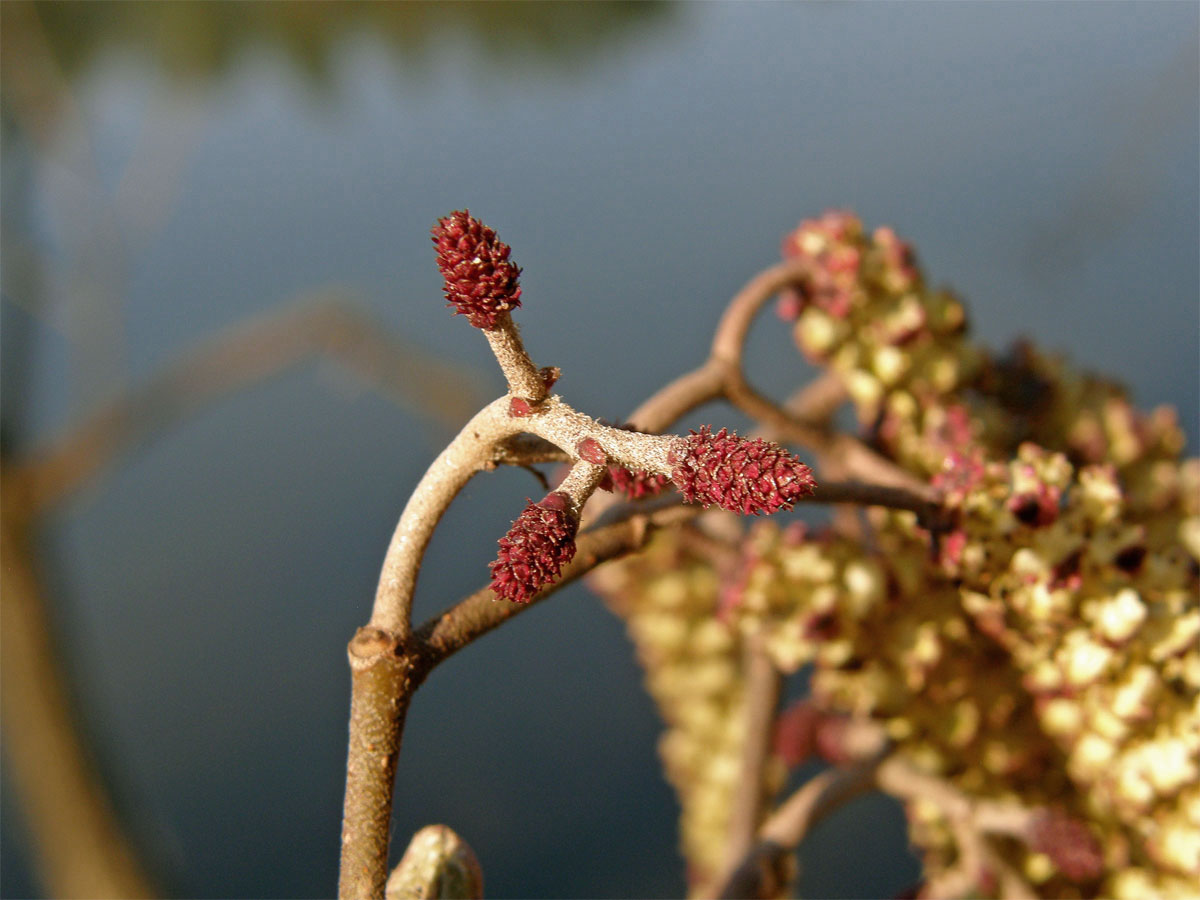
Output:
[576, 438, 607, 466]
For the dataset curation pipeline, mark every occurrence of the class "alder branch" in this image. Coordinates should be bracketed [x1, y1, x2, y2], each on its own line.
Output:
[414, 501, 702, 668]
[345, 471, 944, 898]
[368, 391, 698, 639]
[340, 501, 701, 898]
[345, 215, 959, 899]
[619, 259, 933, 500]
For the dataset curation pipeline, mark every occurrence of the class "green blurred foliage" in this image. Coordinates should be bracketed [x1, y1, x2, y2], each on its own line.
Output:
[11, 0, 673, 85]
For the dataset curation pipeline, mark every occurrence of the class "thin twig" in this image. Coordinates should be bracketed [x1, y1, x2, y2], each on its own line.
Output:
[706, 744, 889, 900]
[413, 501, 702, 669]
[483, 312, 548, 402]
[370, 398, 516, 638]
[368, 393, 688, 639]
[721, 633, 783, 876]
[875, 757, 1038, 900]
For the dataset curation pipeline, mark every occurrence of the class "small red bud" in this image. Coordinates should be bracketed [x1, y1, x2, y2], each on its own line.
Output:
[576, 438, 607, 466]
[537, 491, 572, 512]
[509, 397, 533, 418]
[540, 366, 560, 391]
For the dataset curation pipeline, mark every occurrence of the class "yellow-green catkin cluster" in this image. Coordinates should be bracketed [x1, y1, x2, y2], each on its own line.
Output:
[730, 444, 1198, 897]
[782, 210, 982, 478]
[777, 213, 1198, 896]
[597, 211, 1198, 898]
[589, 527, 783, 894]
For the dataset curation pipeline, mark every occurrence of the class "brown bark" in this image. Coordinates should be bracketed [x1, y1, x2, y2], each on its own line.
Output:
[338, 627, 421, 900]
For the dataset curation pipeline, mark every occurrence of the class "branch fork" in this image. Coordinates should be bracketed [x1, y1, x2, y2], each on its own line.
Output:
[340, 210, 948, 898]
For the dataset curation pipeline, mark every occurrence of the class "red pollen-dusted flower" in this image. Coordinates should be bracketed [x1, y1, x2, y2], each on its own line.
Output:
[432, 210, 522, 330]
[667, 426, 815, 515]
[489, 492, 578, 603]
[1027, 809, 1104, 882]
[1008, 481, 1061, 527]
[608, 466, 671, 500]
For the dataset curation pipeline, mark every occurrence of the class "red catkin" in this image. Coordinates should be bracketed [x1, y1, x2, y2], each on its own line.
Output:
[432, 210, 522, 330]
[489, 492, 578, 603]
[668, 426, 815, 515]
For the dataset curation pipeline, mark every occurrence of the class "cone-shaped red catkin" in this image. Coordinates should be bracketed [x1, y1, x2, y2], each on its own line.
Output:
[490, 492, 578, 603]
[432, 210, 522, 330]
[668, 426, 815, 515]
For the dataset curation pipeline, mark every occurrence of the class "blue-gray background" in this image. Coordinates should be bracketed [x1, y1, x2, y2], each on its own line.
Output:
[2, 3, 1197, 898]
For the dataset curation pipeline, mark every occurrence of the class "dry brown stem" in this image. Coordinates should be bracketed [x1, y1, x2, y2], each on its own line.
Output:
[623, 260, 932, 499]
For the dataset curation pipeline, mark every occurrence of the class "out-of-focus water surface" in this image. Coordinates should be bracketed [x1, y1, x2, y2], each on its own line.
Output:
[2, 2, 1196, 897]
